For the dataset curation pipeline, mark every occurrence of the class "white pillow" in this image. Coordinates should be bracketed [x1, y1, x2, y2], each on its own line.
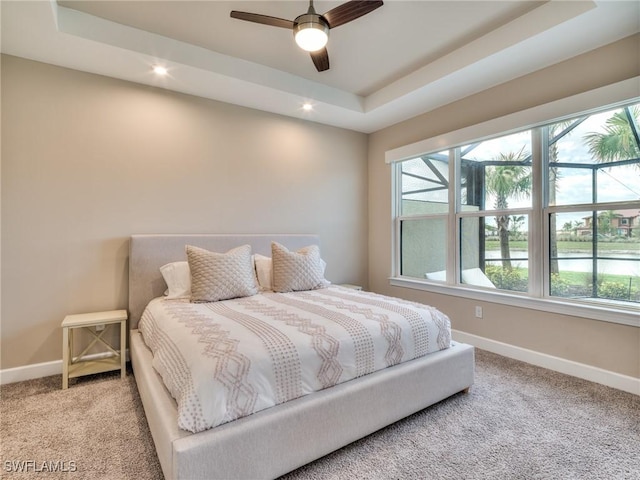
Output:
[461, 268, 496, 288]
[425, 270, 446, 281]
[271, 242, 330, 293]
[425, 268, 496, 289]
[159, 261, 191, 299]
[254, 254, 273, 291]
[186, 245, 258, 302]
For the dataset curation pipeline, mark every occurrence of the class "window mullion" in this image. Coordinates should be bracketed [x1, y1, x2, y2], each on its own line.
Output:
[391, 164, 400, 277]
[531, 127, 545, 298]
[449, 148, 460, 285]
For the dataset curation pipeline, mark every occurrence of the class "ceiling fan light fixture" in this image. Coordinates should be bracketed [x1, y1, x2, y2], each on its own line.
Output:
[294, 15, 329, 52]
[231, 0, 384, 71]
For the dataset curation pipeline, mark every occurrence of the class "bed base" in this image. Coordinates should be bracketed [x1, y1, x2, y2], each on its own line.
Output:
[128, 234, 475, 479]
[131, 330, 474, 480]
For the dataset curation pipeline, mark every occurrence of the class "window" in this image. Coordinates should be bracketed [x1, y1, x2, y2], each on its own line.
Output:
[393, 100, 640, 318]
[546, 107, 640, 304]
[458, 131, 533, 292]
[398, 153, 449, 279]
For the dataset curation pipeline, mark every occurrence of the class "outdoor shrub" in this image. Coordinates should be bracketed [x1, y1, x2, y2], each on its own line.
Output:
[485, 265, 528, 292]
[550, 274, 571, 296]
[598, 281, 633, 301]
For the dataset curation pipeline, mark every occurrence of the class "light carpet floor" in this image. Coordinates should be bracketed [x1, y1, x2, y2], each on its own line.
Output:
[1, 349, 638, 479]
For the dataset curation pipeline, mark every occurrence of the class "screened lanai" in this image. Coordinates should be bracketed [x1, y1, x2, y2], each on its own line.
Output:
[398, 103, 640, 305]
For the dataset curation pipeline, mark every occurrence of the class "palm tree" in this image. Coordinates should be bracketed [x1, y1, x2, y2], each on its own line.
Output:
[510, 215, 526, 239]
[562, 221, 574, 233]
[582, 105, 639, 299]
[485, 149, 531, 270]
[585, 106, 640, 169]
[572, 220, 584, 234]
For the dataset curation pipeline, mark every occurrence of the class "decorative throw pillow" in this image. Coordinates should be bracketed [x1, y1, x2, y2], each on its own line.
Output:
[271, 242, 330, 293]
[253, 254, 273, 291]
[186, 244, 258, 302]
[160, 261, 191, 299]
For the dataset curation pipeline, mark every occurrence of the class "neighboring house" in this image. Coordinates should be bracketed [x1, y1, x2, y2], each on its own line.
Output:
[575, 209, 639, 238]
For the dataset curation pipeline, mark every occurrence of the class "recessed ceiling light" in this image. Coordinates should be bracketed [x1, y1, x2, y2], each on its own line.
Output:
[302, 103, 313, 111]
[153, 65, 168, 76]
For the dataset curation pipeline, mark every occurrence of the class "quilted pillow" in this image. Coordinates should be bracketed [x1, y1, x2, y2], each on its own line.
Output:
[271, 242, 330, 293]
[186, 244, 258, 302]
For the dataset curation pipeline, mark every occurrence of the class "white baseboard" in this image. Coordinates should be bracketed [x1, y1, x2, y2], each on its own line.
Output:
[1, 359, 62, 385]
[3, 337, 638, 396]
[453, 330, 640, 396]
[0, 350, 130, 386]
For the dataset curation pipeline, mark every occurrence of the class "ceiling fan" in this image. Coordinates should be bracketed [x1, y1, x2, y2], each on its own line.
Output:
[230, 0, 384, 72]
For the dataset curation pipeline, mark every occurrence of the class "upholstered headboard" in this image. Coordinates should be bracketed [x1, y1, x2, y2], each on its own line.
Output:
[128, 234, 320, 329]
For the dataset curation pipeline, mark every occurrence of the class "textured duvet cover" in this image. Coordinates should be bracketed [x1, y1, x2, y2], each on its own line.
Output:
[139, 286, 451, 433]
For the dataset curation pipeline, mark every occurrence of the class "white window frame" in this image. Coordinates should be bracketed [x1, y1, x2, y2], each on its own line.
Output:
[386, 78, 640, 328]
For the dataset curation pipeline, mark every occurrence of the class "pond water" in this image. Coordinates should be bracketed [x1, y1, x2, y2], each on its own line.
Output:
[484, 251, 640, 277]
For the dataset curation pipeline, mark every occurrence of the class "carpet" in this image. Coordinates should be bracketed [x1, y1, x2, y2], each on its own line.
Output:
[1, 350, 638, 479]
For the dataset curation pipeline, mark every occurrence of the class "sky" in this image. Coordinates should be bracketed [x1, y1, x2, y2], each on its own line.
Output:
[553, 112, 639, 205]
[462, 106, 640, 221]
[402, 104, 640, 229]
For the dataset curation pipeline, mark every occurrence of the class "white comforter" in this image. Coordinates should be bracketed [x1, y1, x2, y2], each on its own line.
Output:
[139, 286, 451, 433]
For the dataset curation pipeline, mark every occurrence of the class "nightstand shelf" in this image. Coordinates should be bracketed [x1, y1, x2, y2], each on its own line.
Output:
[68, 356, 122, 379]
[62, 309, 127, 389]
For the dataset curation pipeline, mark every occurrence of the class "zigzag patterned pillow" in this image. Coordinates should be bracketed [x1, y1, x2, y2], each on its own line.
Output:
[186, 244, 258, 302]
[271, 242, 330, 293]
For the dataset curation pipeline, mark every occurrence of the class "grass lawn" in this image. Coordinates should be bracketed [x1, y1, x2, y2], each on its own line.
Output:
[557, 270, 638, 286]
[486, 240, 639, 253]
[488, 266, 637, 286]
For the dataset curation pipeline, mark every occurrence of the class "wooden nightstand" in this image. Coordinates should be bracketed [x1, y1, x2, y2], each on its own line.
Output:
[62, 309, 127, 389]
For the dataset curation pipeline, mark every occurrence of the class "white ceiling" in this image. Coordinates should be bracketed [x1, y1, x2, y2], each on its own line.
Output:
[2, 1, 639, 133]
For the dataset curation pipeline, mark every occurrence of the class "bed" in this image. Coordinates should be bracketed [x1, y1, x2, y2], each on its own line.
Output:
[129, 234, 475, 480]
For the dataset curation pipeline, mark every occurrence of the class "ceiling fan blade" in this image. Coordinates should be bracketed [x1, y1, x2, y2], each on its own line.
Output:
[322, 0, 383, 29]
[230, 11, 294, 29]
[310, 48, 330, 72]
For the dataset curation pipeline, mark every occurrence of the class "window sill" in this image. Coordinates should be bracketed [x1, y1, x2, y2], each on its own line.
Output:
[389, 277, 639, 328]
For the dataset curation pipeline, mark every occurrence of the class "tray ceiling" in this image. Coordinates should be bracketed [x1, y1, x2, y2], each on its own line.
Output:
[2, 1, 638, 132]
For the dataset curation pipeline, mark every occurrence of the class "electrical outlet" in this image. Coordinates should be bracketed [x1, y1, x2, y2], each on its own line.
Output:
[474, 306, 483, 319]
[95, 324, 106, 332]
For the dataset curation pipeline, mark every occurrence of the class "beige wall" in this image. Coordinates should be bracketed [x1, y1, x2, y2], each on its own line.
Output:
[3, 34, 640, 378]
[1, 55, 368, 369]
[368, 34, 640, 378]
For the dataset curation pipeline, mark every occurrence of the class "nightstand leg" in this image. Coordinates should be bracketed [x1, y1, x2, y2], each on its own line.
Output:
[120, 319, 126, 378]
[62, 326, 69, 389]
